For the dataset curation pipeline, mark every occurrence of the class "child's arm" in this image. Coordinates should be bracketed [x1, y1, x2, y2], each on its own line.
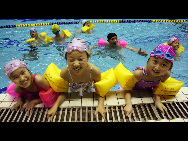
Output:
[10, 85, 24, 111]
[124, 90, 133, 116]
[21, 74, 51, 116]
[154, 71, 170, 113]
[35, 74, 51, 91]
[92, 65, 106, 120]
[88, 45, 98, 55]
[10, 96, 24, 111]
[154, 95, 167, 114]
[47, 92, 68, 121]
[123, 69, 143, 116]
[46, 67, 69, 121]
[126, 45, 148, 57]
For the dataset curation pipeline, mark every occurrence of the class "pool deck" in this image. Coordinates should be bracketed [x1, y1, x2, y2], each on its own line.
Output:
[0, 87, 188, 108]
[0, 87, 188, 122]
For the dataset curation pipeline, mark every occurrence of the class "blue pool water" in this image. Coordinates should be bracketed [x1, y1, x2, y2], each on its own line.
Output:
[0, 19, 188, 94]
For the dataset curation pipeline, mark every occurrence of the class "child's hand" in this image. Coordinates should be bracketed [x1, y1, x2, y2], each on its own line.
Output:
[21, 100, 38, 116]
[47, 106, 58, 121]
[124, 104, 133, 116]
[11, 101, 24, 111]
[94, 105, 106, 120]
[155, 101, 167, 114]
[138, 47, 148, 57]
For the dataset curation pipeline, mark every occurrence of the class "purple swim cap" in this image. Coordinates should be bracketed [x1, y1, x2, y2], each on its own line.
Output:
[168, 36, 180, 45]
[150, 44, 175, 63]
[65, 38, 88, 53]
[4, 59, 28, 79]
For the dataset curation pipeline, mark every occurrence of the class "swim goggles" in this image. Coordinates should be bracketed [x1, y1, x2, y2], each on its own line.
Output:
[153, 49, 174, 61]
[30, 27, 37, 33]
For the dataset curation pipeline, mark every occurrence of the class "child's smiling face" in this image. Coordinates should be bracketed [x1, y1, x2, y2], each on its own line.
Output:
[67, 50, 89, 75]
[170, 40, 179, 51]
[9, 67, 32, 88]
[147, 57, 172, 77]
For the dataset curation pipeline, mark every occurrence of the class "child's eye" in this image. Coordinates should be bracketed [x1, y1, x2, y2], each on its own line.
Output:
[21, 71, 25, 75]
[153, 60, 157, 64]
[79, 59, 83, 61]
[70, 60, 74, 62]
[13, 76, 18, 80]
[162, 64, 167, 67]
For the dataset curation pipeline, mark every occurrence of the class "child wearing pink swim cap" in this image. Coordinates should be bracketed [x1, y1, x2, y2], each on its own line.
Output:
[47, 38, 106, 121]
[4, 59, 50, 115]
[167, 36, 181, 61]
[121, 44, 175, 116]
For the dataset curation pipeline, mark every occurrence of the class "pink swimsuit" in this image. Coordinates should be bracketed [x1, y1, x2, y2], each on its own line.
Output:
[20, 74, 45, 101]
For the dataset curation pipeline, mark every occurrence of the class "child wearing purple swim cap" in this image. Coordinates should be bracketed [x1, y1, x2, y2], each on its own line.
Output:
[167, 36, 181, 61]
[121, 44, 175, 116]
[4, 59, 50, 115]
[47, 38, 106, 121]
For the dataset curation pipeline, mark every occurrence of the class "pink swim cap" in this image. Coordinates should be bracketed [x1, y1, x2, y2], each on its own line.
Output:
[150, 44, 175, 63]
[168, 36, 180, 45]
[65, 38, 88, 53]
[4, 59, 28, 79]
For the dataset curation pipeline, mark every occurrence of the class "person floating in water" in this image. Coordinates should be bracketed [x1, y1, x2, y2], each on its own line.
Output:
[26, 27, 47, 47]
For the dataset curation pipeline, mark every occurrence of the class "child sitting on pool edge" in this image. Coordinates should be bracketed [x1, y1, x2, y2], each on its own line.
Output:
[47, 38, 106, 121]
[118, 44, 175, 116]
[4, 59, 51, 115]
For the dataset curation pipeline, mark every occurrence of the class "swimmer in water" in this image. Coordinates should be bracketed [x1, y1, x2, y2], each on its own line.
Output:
[27, 27, 46, 47]
[105, 33, 148, 56]
[51, 24, 65, 44]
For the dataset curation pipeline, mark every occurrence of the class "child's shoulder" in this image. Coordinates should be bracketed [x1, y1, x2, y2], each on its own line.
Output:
[90, 63, 101, 74]
[34, 74, 50, 90]
[89, 63, 101, 82]
[161, 71, 171, 82]
[34, 74, 48, 85]
[60, 66, 69, 81]
[106, 42, 110, 46]
[34, 74, 46, 83]
[133, 67, 144, 81]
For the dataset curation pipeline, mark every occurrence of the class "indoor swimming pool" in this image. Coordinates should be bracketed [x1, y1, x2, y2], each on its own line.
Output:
[0, 19, 188, 94]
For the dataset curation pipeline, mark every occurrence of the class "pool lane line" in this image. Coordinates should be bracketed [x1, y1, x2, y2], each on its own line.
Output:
[0, 19, 187, 29]
[0, 21, 80, 29]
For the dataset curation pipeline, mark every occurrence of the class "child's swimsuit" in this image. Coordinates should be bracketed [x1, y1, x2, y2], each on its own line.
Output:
[118, 66, 162, 91]
[20, 74, 45, 101]
[133, 66, 162, 90]
[67, 65, 95, 96]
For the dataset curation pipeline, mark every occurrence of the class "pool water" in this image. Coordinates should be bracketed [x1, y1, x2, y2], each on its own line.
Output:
[0, 19, 188, 94]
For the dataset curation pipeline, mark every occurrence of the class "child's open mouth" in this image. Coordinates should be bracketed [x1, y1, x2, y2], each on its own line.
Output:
[73, 67, 82, 73]
[152, 69, 160, 74]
